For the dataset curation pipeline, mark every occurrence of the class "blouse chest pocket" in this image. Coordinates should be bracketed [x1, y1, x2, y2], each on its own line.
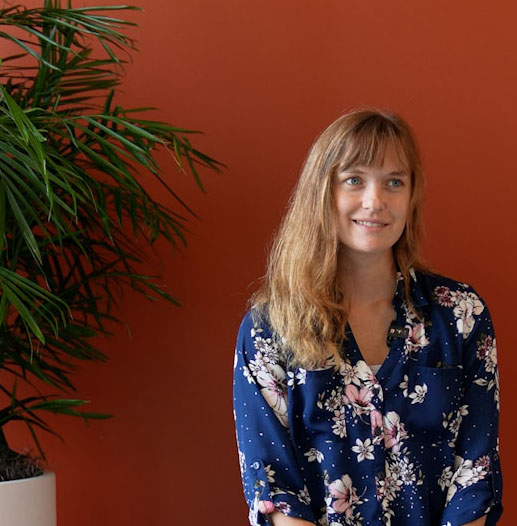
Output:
[405, 365, 463, 444]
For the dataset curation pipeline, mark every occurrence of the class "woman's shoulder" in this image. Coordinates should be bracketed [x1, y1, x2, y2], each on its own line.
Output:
[412, 267, 488, 305]
[237, 305, 275, 340]
[236, 305, 289, 366]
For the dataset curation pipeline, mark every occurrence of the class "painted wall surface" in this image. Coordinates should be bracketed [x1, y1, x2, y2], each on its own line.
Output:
[5, 0, 516, 524]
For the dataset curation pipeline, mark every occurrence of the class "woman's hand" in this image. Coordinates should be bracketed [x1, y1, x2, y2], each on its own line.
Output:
[267, 510, 315, 526]
[462, 516, 486, 526]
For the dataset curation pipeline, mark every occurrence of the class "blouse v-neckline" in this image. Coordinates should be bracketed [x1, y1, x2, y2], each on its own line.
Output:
[344, 294, 405, 380]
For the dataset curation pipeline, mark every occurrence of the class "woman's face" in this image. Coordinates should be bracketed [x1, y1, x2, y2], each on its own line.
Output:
[333, 147, 411, 260]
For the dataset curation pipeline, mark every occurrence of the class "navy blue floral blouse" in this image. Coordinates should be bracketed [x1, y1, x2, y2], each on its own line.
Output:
[233, 268, 503, 526]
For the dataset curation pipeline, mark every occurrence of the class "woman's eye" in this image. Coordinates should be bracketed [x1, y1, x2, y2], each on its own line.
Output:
[388, 178, 404, 187]
[345, 177, 361, 186]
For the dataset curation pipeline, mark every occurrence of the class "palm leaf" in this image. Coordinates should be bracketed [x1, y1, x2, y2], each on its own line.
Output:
[0, 1, 223, 456]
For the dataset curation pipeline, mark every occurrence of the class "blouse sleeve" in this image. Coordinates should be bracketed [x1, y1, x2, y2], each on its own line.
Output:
[233, 311, 316, 526]
[440, 290, 503, 526]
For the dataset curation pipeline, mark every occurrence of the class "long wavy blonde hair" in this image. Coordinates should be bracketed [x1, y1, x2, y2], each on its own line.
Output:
[251, 108, 430, 368]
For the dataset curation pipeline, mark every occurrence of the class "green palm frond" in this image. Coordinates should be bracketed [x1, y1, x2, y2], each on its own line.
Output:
[0, 1, 224, 456]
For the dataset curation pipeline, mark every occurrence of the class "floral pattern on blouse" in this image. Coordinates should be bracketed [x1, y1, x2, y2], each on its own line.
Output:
[233, 269, 503, 526]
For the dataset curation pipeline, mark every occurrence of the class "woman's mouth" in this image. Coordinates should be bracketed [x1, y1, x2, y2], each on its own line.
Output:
[352, 220, 388, 228]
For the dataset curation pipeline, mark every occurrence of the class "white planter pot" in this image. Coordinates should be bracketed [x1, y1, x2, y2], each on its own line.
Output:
[0, 472, 56, 526]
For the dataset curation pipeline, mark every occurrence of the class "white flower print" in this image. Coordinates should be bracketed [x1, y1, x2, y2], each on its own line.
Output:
[445, 455, 490, 504]
[404, 322, 430, 357]
[327, 474, 363, 518]
[433, 286, 485, 338]
[399, 375, 409, 397]
[445, 483, 457, 503]
[255, 363, 289, 427]
[454, 458, 488, 487]
[296, 368, 307, 385]
[243, 365, 256, 384]
[332, 408, 347, 438]
[339, 361, 361, 386]
[253, 335, 280, 363]
[297, 485, 311, 505]
[438, 466, 453, 491]
[264, 464, 276, 483]
[442, 405, 469, 446]
[453, 291, 484, 338]
[383, 411, 408, 453]
[323, 387, 344, 412]
[376, 463, 403, 526]
[356, 360, 378, 388]
[376, 453, 420, 526]
[473, 333, 499, 408]
[408, 383, 427, 404]
[248, 349, 278, 377]
[486, 344, 497, 374]
[377, 471, 403, 503]
[351, 438, 375, 462]
[287, 369, 306, 388]
[304, 448, 325, 463]
[390, 454, 416, 485]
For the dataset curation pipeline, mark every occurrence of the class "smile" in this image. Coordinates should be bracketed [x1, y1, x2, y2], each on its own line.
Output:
[353, 220, 388, 227]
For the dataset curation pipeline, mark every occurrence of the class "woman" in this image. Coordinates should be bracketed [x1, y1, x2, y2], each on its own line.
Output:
[233, 109, 502, 526]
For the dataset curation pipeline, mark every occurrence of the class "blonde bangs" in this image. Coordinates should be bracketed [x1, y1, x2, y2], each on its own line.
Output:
[339, 129, 411, 175]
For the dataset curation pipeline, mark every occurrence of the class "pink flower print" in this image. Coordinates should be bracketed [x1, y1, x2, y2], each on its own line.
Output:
[343, 384, 374, 415]
[256, 364, 288, 427]
[383, 411, 407, 453]
[328, 475, 358, 518]
[475, 455, 491, 471]
[407, 322, 429, 349]
[370, 409, 383, 444]
[275, 502, 291, 515]
[476, 334, 492, 360]
[434, 286, 454, 307]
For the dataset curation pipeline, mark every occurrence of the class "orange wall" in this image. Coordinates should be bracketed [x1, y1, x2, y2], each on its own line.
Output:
[6, 1, 516, 524]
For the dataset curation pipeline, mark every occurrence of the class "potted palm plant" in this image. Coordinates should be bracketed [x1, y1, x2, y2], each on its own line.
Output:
[0, 1, 222, 523]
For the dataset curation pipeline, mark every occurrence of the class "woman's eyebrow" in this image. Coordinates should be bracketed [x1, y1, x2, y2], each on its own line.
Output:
[340, 168, 409, 176]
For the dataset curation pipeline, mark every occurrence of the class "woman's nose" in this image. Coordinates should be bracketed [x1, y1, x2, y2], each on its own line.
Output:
[361, 184, 386, 211]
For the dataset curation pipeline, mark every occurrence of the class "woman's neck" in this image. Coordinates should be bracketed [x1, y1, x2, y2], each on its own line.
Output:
[338, 249, 398, 308]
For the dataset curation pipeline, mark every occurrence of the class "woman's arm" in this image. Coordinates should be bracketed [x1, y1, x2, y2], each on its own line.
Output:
[233, 312, 317, 525]
[440, 289, 503, 526]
